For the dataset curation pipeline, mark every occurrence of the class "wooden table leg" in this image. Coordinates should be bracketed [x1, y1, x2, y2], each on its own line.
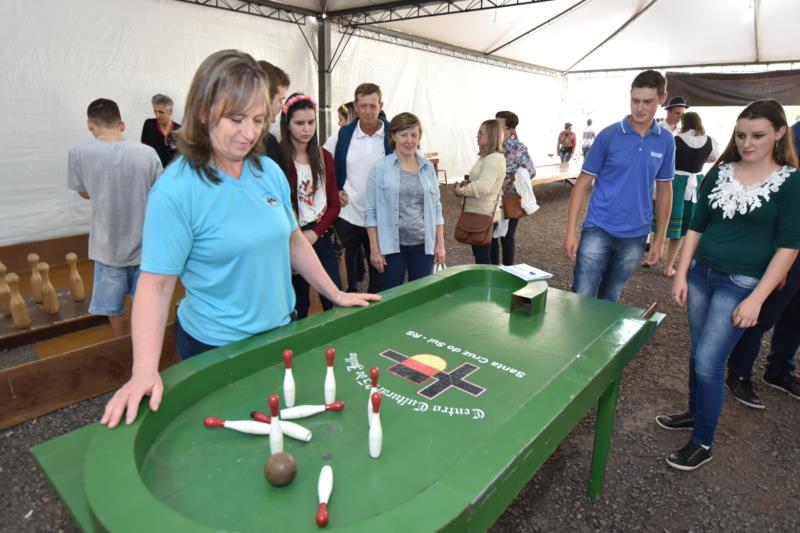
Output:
[588, 376, 621, 499]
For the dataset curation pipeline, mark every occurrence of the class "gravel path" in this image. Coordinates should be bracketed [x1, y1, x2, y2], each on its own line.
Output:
[2, 182, 798, 532]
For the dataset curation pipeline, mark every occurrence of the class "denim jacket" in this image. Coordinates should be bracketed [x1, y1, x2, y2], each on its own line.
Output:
[365, 151, 444, 255]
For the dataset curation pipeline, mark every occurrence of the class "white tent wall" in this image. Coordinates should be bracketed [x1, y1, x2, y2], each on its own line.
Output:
[328, 30, 563, 180]
[0, 0, 315, 246]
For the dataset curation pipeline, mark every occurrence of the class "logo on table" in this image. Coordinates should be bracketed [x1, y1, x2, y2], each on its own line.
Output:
[379, 349, 486, 400]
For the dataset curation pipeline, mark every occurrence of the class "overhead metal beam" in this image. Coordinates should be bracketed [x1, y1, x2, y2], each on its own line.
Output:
[564, 0, 660, 73]
[328, 0, 557, 27]
[174, 0, 312, 24]
[349, 25, 559, 76]
[486, 0, 588, 56]
[568, 60, 800, 75]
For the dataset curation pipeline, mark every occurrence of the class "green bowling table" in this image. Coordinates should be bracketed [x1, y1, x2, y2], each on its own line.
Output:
[33, 266, 663, 532]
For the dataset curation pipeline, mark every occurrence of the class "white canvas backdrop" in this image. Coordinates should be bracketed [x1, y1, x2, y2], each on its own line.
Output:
[0, 0, 315, 246]
[328, 30, 563, 180]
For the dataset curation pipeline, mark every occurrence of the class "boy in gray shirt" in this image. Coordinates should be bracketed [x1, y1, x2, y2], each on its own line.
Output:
[68, 98, 162, 336]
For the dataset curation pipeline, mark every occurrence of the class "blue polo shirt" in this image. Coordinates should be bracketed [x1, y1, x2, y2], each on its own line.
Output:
[141, 156, 297, 346]
[581, 117, 675, 238]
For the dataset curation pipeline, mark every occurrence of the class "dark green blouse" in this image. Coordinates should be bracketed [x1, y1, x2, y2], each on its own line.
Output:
[690, 162, 800, 278]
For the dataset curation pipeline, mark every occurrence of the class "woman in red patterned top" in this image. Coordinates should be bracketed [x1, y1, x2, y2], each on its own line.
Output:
[278, 93, 342, 318]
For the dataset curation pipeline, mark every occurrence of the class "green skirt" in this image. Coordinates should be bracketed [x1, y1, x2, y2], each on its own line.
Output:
[651, 173, 700, 239]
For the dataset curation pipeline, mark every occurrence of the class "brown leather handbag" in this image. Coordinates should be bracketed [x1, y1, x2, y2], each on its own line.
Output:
[502, 193, 526, 219]
[454, 194, 501, 246]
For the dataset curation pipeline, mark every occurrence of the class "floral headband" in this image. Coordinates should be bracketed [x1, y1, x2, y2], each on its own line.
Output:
[281, 93, 317, 115]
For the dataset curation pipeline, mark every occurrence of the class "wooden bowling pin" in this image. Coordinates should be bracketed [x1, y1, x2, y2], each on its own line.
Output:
[368, 367, 379, 427]
[27, 253, 43, 302]
[204, 416, 270, 435]
[5, 273, 31, 328]
[316, 465, 333, 527]
[283, 349, 296, 408]
[268, 394, 284, 455]
[369, 392, 382, 459]
[324, 348, 336, 404]
[65, 252, 85, 301]
[38, 262, 59, 314]
[0, 262, 11, 317]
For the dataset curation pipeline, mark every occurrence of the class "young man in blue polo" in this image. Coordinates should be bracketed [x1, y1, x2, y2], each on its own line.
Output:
[562, 70, 674, 302]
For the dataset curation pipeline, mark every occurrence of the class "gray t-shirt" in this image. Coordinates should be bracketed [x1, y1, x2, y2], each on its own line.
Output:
[67, 139, 162, 267]
[398, 168, 425, 246]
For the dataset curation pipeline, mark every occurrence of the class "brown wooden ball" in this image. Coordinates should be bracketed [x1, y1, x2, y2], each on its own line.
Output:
[264, 452, 297, 487]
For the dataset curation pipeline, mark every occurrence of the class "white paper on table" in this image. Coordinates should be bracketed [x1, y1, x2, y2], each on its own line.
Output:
[499, 263, 553, 282]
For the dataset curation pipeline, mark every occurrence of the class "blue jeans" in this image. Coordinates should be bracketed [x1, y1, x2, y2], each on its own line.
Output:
[292, 233, 341, 319]
[174, 316, 218, 361]
[687, 262, 759, 446]
[572, 226, 647, 302]
[89, 262, 140, 316]
[727, 255, 800, 379]
[382, 243, 433, 290]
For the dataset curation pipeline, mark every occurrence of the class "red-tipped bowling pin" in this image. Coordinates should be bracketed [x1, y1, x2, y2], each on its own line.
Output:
[369, 392, 382, 458]
[268, 394, 283, 454]
[316, 464, 333, 527]
[283, 349, 296, 408]
[280, 401, 344, 420]
[203, 416, 270, 435]
[324, 348, 336, 404]
[249, 411, 313, 442]
[368, 367, 379, 426]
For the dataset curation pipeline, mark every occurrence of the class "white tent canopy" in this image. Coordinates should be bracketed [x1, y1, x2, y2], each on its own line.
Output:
[0, 0, 798, 246]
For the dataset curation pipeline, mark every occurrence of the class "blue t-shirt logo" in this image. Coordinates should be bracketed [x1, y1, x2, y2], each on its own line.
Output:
[264, 195, 279, 207]
[650, 151, 663, 159]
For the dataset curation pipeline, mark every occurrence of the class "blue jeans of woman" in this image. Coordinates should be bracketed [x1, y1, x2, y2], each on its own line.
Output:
[687, 261, 759, 446]
[382, 243, 433, 290]
[727, 255, 800, 379]
[572, 226, 647, 302]
[175, 316, 218, 360]
[292, 233, 342, 319]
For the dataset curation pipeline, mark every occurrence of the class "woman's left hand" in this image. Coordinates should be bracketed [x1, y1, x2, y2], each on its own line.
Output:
[334, 290, 382, 308]
[732, 296, 761, 328]
[434, 244, 446, 265]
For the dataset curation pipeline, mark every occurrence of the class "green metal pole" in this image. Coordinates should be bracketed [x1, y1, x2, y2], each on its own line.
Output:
[588, 376, 621, 499]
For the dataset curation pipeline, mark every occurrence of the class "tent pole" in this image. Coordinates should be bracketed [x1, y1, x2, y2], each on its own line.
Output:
[318, 16, 332, 140]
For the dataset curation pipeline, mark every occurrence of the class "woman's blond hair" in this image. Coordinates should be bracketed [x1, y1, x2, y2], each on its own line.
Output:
[478, 119, 504, 158]
[177, 49, 270, 184]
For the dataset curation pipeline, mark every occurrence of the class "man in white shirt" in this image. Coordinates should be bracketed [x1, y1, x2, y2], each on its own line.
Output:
[331, 83, 391, 293]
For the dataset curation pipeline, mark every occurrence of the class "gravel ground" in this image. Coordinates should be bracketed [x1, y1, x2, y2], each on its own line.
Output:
[2, 182, 799, 532]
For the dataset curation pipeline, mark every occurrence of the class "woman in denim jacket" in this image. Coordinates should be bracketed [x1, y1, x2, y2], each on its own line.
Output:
[366, 113, 445, 290]
[657, 100, 800, 471]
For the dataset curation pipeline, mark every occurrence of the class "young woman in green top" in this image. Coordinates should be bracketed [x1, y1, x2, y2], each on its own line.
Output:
[657, 99, 800, 471]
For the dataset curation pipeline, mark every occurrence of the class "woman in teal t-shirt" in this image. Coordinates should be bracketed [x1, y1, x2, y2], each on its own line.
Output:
[657, 99, 800, 471]
[101, 50, 380, 429]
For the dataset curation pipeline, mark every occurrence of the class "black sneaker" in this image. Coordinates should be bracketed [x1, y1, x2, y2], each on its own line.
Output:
[656, 412, 694, 431]
[666, 440, 713, 471]
[763, 374, 800, 400]
[725, 376, 765, 409]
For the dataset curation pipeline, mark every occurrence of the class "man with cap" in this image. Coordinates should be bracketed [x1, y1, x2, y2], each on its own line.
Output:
[661, 96, 689, 135]
[557, 122, 577, 162]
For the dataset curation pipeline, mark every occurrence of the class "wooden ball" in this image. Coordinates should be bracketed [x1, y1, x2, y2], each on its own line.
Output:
[264, 452, 297, 487]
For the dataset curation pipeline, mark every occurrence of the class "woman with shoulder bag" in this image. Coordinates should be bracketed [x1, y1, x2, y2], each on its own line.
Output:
[493, 111, 536, 265]
[453, 119, 506, 264]
[278, 92, 343, 318]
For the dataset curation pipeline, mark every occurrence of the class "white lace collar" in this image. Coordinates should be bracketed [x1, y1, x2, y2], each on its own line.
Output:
[708, 162, 793, 219]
